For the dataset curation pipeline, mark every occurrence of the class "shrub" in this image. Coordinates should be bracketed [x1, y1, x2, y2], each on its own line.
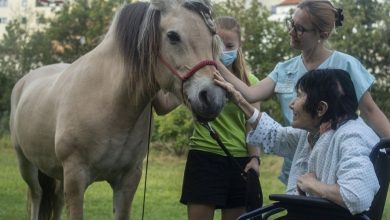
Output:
[152, 106, 194, 156]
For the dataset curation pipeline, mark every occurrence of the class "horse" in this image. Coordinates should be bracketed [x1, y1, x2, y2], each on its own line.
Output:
[9, 1, 226, 219]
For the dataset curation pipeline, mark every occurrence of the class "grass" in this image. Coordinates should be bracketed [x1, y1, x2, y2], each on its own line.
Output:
[1, 136, 389, 219]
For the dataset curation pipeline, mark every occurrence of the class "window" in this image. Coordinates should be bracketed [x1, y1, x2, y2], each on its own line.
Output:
[36, 0, 64, 7]
[21, 0, 27, 8]
[0, 17, 8, 24]
[0, 0, 8, 7]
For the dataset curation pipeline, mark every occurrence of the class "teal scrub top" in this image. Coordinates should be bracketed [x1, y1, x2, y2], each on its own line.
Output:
[268, 51, 375, 125]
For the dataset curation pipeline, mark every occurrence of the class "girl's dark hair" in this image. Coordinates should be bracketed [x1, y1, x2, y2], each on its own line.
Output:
[296, 69, 358, 129]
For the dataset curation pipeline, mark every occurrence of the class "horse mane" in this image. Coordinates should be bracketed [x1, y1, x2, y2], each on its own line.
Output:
[113, 1, 221, 104]
[115, 2, 160, 104]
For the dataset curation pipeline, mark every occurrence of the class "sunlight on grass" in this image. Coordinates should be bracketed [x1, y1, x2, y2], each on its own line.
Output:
[1, 140, 389, 219]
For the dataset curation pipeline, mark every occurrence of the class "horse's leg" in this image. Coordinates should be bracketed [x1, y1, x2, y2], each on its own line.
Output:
[109, 163, 143, 220]
[53, 180, 64, 220]
[14, 146, 41, 220]
[63, 158, 89, 220]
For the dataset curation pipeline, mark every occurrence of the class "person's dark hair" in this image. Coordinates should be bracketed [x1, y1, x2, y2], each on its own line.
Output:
[296, 69, 358, 129]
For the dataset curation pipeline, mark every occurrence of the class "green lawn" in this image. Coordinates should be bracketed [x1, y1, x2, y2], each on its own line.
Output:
[1, 141, 389, 219]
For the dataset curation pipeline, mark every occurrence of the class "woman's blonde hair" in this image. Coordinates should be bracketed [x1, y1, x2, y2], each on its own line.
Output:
[215, 16, 250, 86]
[297, 0, 344, 34]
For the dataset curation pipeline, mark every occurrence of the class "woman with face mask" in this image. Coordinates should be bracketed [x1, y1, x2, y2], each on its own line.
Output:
[216, 0, 390, 186]
[176, 16, 261, 220]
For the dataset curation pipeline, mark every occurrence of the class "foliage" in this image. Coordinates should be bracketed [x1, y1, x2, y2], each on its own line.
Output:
[0, 20, 33, 135]
[46, 0, 125, 63]
[152, 106, 194, 156]
[0, 0, 128, 135]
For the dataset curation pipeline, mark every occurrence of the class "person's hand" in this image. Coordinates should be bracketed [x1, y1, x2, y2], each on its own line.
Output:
[244, 157, 260, 175]
[213, 71, 244, 105]
[296, 172, 318, 195]
[215, 60, 227, 76]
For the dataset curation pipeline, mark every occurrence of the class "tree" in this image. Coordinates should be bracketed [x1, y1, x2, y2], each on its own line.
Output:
[0, 0, 129, 134]
[0, 20, 33, 135]
[153, 106, 194, 156]
[45, 0, 126, 63]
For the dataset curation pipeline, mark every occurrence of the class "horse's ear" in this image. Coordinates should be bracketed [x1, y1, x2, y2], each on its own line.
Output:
[150, 0, 176, 13]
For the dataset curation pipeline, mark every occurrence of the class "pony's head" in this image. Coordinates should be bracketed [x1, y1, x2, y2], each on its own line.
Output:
[115, 0, 226, 121]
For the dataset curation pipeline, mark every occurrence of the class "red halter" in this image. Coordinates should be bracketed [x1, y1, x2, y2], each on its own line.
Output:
[158, 55, 217, 82]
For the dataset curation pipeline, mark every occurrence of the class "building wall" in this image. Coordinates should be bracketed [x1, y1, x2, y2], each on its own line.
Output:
[0, 0, 64, 39]
[260, 0, 283, 11]
[269, 4, 297, 21]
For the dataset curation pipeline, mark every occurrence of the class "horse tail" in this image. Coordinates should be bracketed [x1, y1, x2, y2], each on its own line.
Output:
[37, 170, 57, 220]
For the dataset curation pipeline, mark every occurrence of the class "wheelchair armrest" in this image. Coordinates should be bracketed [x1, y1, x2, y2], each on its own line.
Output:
[237, 194, 371, 220]
[269, 194, 346, 210]
[269, 194, 369, 220]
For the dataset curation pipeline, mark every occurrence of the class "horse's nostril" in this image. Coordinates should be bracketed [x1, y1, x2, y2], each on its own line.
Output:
[199, 90, 210, 106]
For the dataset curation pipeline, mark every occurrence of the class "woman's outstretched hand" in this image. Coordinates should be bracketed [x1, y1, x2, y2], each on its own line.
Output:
[213, 71, 244, 105]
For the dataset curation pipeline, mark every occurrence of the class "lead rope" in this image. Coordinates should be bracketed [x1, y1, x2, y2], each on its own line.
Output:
[199, 121, 247, 180]
[141, 105, 153, 220]
[200, 121, 264, 220]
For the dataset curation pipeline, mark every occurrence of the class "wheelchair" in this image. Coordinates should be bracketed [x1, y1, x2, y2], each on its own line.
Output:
[237, 138, 390, 220]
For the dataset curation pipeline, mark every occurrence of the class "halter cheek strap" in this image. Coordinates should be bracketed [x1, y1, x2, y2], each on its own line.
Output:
[158, 55, 217, 82]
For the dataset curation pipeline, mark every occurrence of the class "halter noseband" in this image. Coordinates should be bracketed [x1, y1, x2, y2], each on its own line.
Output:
[158, 55, 217, 82]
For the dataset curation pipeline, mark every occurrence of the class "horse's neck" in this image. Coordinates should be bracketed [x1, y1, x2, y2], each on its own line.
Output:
[87, 36, 157, 114]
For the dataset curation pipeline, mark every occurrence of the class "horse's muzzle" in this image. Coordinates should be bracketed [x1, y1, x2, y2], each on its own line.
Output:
[190, 85, 226, 122]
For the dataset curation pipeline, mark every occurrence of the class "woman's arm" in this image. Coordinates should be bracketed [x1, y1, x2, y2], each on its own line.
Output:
[214, 71, 260, 127]
[297, 173, 346, 208]
[298, 130, 380, 214]
[245, 101, 261, 174]
[359, 92, 390, 137]
[215, 72, 301, 156]
[216, 62, 276, 103]
[152, 90, 180, 115]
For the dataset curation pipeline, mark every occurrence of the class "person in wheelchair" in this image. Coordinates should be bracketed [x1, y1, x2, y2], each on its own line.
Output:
[214, 68, 380, 215]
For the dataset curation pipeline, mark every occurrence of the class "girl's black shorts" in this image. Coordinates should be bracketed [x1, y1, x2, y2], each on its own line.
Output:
[180, 150, 250, 209]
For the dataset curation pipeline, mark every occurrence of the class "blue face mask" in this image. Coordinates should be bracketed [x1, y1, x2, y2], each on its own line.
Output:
[220, 49, 238, 66]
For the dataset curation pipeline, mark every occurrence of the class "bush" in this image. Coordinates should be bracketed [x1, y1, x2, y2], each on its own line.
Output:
[0, 134, 12, 149]
[152, 106, 194, 156]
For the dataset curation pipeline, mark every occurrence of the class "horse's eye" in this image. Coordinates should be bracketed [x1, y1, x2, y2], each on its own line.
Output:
[167, 31, 181, 44]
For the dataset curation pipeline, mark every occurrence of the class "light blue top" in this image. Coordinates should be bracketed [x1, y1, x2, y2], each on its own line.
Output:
[268, 51, 375, 125]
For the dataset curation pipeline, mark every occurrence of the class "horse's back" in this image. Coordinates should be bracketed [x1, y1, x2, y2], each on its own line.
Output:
[11, 63, 70, 109]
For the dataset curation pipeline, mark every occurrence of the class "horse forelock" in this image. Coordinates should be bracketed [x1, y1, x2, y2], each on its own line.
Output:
[115, 2, 160, 104]
[183, 0, 221, 60]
